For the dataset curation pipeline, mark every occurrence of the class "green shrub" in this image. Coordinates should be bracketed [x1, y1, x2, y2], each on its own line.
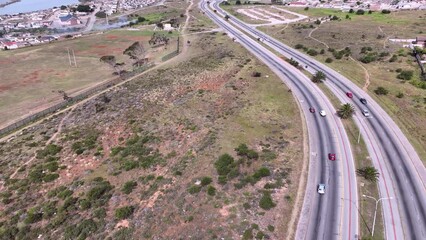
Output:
[294, 44, 304, 49]
[214, 154, 235, 176]
[259, 191, 276, 210]
[61, 197, 78, 212]
[44, 161, 59, 172]
[253, 167, 271, 180]
[36, 144, 62, 159]
[122, 160, 139, 171]
[267, 225, 275, 232]
[242, 228, 253, 240]
[325, 58, 333, 63]
[397, 70, 414, 80]
[359, 52, 377, 63]
[48, 185, 67, 198]
[24, 208, 43, 224]
[86, 180, 113, 204]
[43, 174, 59, 182]
[28, 166, 45, 183]
[42, 201, 57, 219]
[64, 218, 98, 240]
[201, 177, 213, 186]
[207, 185, 216, 196]
[307, 49, 318, 56]
[57, 189, 73, 200]
[113, 228, 134, 240]
[79, 199, 91, 210]
[122, 181, 137, 194]
[396, 92, 404, 98]
[374, 87, 389, 95]
[286, 58, 299, 67]
[389, 54, 398, 62]
[218, 175, 227, 185]
[93, 208, 106, 219]
[115, 206, 135, 220]
[188, 185, 202, 194]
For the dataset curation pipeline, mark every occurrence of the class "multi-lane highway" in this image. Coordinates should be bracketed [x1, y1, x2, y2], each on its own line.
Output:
[209, 1, 426, 239]
[200, 1, 358, 239]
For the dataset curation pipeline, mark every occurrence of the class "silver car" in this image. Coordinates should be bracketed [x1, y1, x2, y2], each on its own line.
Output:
[362, 109, 370, 117]
[318, 184, 326, 194]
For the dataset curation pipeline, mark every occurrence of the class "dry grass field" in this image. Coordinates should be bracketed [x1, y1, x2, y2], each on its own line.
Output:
[0, 3, 304, 239]
[259, 8, 426, 161]
[0, 29, 178, 129]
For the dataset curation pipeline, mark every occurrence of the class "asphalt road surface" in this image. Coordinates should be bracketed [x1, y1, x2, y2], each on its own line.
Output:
[209, 2, 426, 239]
[201, 1, 359, 239]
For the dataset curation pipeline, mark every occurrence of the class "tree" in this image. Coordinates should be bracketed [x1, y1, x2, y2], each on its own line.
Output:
[356, 9, 365, 15]
[224, 14, 230, 21]
[236, 0, 241, 5]
[337, 103, 355, 119]
[95, 11, 107, 18]
[148, 33, 170, 46]
[76, 5, 92, 12]
[123, 42, 146, 67]
[100, 55, 117, 71]
[311, 71, 326, 83]
[381, 9, 391, 14]
[357, 166, 379, 182]
[349, 9, 354, 13]
[60, 5, 67, 10]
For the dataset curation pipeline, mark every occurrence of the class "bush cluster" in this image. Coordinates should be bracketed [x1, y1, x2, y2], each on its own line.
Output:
[115, 206, 135, 220]
[259, 191, 276, 210]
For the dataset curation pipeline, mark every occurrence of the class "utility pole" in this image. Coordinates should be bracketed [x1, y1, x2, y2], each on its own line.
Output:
[67, 48, 72, 66]
[72, 48, 77, 67]
[362, 195, 394, 237]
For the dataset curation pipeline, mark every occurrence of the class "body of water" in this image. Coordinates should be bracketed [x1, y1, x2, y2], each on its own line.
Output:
[0, 0, 79, 15]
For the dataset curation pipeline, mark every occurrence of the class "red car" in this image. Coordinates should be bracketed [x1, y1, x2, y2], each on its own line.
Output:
[309, 107, 315, 113]
[328, 153, 336, 161]
[346, 92, 353, 98]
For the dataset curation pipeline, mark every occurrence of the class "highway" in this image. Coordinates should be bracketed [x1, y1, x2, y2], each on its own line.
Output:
[209, 2, 426, 239]
[200, 1, 358, 239]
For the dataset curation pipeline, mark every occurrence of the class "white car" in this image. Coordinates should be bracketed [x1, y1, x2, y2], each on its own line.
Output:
[362, 109, 370, 117]
[319, 110, 326, 117]
[318, 184, 325, 194]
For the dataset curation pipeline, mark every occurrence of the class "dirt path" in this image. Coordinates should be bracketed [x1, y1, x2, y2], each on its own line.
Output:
[274, 23, 289, 34]
[308, 27, 329, 49]
[180, 0, 194, 55]
[349, 56, 370, 91]
[7, 108, 74, 180]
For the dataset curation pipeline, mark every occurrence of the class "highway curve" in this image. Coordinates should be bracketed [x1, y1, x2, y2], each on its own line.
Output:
[201, 1, 358, 239]
[210, 2, 426, 239]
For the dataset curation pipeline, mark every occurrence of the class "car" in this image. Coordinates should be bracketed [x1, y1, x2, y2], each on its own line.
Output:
[360, 98, 367, 105]
[346, 92, 353, 98]
[362, 109, 370, 117]
[318, 184, 325, 194]
[328, 153, 336, 161]
[319, 110, 326, 117]
[309, 107, 315, 113]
